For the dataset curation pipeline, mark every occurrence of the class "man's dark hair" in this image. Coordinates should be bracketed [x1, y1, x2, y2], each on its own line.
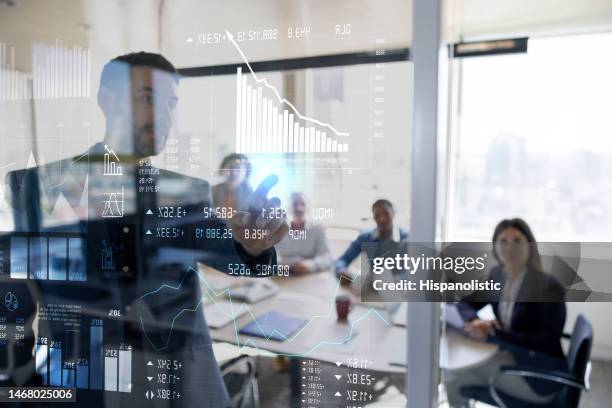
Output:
[99, 52, 179, 93]
[218, 153, 252, 181]
[372, 199, 393, 211]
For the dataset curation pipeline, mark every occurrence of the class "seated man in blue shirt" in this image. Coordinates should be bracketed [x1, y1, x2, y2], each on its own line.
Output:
[335, 199, 408, 283]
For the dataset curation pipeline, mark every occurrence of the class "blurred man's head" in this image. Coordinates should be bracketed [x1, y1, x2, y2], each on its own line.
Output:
[97, 52, 179, 157]
[372, 199, 394, 237]
[289, 192, 307, 223]
[219, 153, 251, 188]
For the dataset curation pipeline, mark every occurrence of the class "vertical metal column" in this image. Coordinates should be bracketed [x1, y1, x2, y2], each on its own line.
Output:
[406, 0, 443, 406]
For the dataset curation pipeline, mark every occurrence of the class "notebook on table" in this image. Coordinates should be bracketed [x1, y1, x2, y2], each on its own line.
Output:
[239, 310, 308, 342]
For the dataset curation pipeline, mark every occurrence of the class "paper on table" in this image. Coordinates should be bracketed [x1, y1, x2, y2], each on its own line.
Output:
[205, 299, 249, 329]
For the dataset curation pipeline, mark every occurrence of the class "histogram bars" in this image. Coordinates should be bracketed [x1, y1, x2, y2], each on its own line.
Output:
[32, 40, 92, 99]
[35, 321, 131, 392]
[0, 42, 31, 100]
[225, 27, 349, 155]
[0, 41, 91, 101]
[235, 68, 348, 154]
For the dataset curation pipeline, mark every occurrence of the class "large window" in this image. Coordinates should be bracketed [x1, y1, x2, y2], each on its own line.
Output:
[446, 33, 612, 241]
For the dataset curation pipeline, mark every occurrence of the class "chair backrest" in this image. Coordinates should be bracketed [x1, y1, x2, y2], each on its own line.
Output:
[564, 314, 593, 407]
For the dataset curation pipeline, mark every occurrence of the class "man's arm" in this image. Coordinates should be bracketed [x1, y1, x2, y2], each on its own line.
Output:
[302, 225, 335, 273]
[335, 232, 367, 277]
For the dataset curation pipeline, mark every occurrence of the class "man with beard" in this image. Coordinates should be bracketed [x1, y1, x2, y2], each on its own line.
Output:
[5, 52, 288, 407]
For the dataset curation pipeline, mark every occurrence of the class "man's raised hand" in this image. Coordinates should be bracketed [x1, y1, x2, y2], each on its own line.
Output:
[228, 175, 289, 256]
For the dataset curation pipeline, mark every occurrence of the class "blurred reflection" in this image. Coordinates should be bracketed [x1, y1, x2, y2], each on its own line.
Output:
[2, 52, 287, 407]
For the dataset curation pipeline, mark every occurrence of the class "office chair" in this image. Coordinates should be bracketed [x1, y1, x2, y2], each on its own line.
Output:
[221, 355, 260, 408]
[460, 314, 593, 408]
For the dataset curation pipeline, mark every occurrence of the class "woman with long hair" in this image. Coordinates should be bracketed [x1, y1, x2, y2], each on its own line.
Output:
[446, 218, 567, 407]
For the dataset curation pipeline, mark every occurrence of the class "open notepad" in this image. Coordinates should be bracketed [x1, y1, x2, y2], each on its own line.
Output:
[239, 310, 308, 342]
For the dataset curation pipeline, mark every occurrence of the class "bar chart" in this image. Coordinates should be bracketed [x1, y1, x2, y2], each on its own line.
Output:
[9, 235, 86, 281]
[31, 40, 92, 99]
[103, 145, 122, 176]
[234, 66, 349, 155]
[0, 42, 31, 101]
[0, 40, 91, 101]
[35, 320, 132, 393]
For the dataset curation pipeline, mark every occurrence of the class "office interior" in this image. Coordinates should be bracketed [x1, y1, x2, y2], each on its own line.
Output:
[0, 0, 611, 407]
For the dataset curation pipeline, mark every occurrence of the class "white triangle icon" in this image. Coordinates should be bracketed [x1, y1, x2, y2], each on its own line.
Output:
[147, 376, 153, 382]
[147, 361, 153, 366]
[187, 37, 193, 43]
[335, 374, 342, 380]
[26, 151, 38, 168]
[335, 391, 342, 397]
[146, 230, 152, 235]
[146, 209, 153, 215]
[335, 361, 342, 367]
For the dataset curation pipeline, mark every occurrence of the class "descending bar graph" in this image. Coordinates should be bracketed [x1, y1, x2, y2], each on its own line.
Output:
[31, 40, 92, 99]
[227, 28, 349, 155]
[103, 145, 122, 176]
[235, 66, 349, 154]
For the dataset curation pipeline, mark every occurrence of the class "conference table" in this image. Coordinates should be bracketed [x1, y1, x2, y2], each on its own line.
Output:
[199, 264, 497, 374]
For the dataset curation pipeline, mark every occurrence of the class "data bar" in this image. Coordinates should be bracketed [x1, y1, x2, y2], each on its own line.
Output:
[262, 97, 268, 153]
[235, 67, 242, 153]
[294, 123, 300, 153]
[62, 365, 75, 387]
[288, 114, 295, 153]
[283, 110, 289, 153]
[49, 345, 62, 386]
[68, 238, 85, 281]
[240, 76, 247, 154]
[10, 237, 28, 279]
[256, 87, 262, 153]
[76, 362, 89, 389]
[104, 353, 118, 391]
[246, 85, 252, 154]
[35, 343, 48, 385]
[48, 238, 67, 280]
[29, 237, 48, 280]
[90, 322, 103, 390]
[251, 89, 257, 153]
[118, 349, 132, 393]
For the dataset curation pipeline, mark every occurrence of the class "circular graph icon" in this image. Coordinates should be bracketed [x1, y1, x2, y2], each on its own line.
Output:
[4, 291, 18, 312]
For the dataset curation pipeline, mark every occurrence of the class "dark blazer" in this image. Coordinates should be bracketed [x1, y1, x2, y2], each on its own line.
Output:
[4, 144, 276, 407]
[458, 265, 567, 360]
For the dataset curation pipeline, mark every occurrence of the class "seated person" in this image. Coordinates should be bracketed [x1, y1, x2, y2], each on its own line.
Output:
[335, 199, 408, 282]
[446, 218, 567, 407]
[275, 192, 334, 274]
[212, 153, 253, 211]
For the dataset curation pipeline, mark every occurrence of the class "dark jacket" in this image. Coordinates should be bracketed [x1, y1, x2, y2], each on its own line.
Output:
[4, 144, 275, 407]
[458, 265, 567, 360]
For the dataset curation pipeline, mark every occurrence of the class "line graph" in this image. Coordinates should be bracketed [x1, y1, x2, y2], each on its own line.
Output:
[137, 266, 391, 355]
[226, 30, 350, 155]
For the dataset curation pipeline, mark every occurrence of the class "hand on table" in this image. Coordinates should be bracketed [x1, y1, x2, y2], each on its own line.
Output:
[228, 175, 289, 256]
[463, 319, 501, 341]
